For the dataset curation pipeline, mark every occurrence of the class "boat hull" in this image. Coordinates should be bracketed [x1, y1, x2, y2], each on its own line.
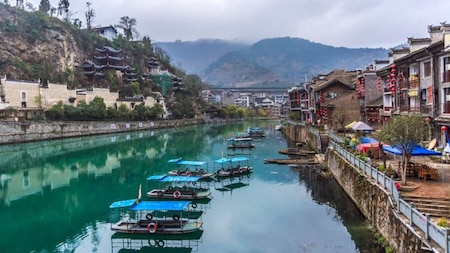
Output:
[111, 220, 203, 235]
[146, 189, 211, 200]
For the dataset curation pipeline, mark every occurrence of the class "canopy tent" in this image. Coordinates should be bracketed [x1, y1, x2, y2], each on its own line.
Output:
[350, 121, 374, 131]
[357, 142, 380, 154]
[382, 144, 442, 156]
[345, 121, 357, 129]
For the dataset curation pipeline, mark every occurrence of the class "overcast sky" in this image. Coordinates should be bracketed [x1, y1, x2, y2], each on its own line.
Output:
[26, 0, 450, 49]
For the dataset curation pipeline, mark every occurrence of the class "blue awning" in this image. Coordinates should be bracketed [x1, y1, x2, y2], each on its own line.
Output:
[146, 175, 202, 182]
[177, 160, 207, 166]
[215, 157, 249, 164]
[110, 200, 191, 210]
[131, 201, 191, 211]
[382, 144, 441, 156]
[109, 199, 138, 208]
[167, 158, 182, 163]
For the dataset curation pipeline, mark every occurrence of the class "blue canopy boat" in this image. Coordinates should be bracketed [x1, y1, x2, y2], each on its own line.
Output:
[227, 133, 255, 149]
[109, 200, 203, 235]
[167, 159, 213, 179]
[146, 175, 211, 200]
[247, 127, 265, 137]
[213, 156, 253, 178]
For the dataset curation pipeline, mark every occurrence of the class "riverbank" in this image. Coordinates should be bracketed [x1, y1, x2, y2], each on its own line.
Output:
[281, 122, 448, 253]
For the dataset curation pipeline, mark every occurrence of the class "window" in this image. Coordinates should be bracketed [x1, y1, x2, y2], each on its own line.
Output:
[423, 61, 431, 77]
[443, 56, 450, 82]
[443, 87, 450, 113]
[21, 91, 26, 101]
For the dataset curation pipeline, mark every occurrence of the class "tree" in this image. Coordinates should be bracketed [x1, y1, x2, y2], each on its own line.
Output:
[85, 2, 95, 31]
[116, 16, 138, 41]
[333, 107, 348, 130]
[38, 0, 50, 13]
[377, 115, 428, 185]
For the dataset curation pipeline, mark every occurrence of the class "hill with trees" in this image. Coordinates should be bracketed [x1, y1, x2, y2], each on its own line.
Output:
[157, 37, 389, 87]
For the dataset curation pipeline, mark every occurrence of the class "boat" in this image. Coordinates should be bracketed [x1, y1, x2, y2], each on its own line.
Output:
[109, 199, 203, 235]
[214, 157, 253, 178]
[275, 124, 282, 131]
[247, 127, 265, 137]
[264, 158, 319, 165]
[278, 148, 316, 156]
[166, 158, 213, 179]
[146, 175, 211, 200]
[227, 132, 255, 149]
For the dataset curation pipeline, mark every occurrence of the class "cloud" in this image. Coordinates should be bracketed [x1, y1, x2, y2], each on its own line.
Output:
[26, 0, 450, 48]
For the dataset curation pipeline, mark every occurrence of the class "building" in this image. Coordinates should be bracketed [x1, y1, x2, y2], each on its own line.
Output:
[91, 26, 118, 41]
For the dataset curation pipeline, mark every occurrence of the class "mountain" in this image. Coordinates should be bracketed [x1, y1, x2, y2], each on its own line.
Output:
[154, 39, 248, 77]
[157, 37, 389, 87]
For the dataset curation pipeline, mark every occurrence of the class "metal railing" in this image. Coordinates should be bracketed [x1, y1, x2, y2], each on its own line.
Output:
[328, 132, 450, 252]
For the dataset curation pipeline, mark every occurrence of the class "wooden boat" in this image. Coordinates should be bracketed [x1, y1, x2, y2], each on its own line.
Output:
[247, 127, 265, 137]
[146, 175, 211, 200]
[109, 200, 203, 235]
[264, 158, 319, 165]
[227, 136, 255, 149]
[166, 159, 213, 179]
[278, 148, 316, 156]
[214, 157, 253, 178]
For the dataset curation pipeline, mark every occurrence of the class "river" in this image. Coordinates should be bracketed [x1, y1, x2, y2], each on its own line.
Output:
[0, 120, 382, 253]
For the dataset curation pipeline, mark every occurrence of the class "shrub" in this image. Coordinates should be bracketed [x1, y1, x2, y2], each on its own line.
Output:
[437, 217, 448, 228]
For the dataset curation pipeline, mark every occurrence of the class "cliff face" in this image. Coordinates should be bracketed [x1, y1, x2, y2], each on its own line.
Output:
[0, 5, 94, 81]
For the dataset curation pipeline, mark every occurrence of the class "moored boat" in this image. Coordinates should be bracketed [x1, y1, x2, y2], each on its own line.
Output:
[247, 127, 265, 137]
[109, 200, 203, 235]
[146, 175, 211, 200]
[166, 159, 213, 179]
[214, 156, 253, 178]
[227, 133, 255, 149]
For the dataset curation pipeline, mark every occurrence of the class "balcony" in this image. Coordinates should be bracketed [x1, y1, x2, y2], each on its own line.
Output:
[420, 104, 431, 114]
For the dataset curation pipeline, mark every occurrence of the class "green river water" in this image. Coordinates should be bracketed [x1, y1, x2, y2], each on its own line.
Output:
[0, 120, 383, 253]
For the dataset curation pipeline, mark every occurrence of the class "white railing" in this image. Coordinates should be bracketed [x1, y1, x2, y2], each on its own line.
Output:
[329, 138, 450, 252]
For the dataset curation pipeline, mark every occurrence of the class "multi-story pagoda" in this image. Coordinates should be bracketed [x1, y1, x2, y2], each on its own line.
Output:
[122, 65, 138, 82]
[78, 60, 106, 82]
[94, 46, 124, 70]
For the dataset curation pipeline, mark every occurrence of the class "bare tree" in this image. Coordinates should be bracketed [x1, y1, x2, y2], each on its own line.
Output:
[85, 2, 95, 31]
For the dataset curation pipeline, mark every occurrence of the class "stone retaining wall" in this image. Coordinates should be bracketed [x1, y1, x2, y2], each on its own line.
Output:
[0, 119, 203, 144]
[283, 122, 425, 253]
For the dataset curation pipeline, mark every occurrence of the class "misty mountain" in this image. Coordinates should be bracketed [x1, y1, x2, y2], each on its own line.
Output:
[154, 39, 248, 77]
[156, 37, 389, 87]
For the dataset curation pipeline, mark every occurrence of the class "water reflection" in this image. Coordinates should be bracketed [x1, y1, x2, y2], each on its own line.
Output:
[111, 230, 204, 252]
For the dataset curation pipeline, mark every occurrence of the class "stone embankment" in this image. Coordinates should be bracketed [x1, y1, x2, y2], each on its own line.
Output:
[282, 122, 436, 253]
[0, 119, 204, 145]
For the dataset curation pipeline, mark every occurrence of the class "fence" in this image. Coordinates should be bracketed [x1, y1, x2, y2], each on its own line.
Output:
[328, 131, 450, 252]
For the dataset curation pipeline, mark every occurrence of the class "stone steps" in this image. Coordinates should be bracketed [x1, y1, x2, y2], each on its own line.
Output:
[402, 196, 450, 219]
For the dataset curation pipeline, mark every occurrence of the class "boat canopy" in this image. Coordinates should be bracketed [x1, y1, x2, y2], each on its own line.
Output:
[146, 175, 202, 182]
[177, 160, 207, 166]
[227, 137, 253, 141]
[167, 158, 183, 163]
[214, 157, 249, 164]
[110, 200, 191, 210]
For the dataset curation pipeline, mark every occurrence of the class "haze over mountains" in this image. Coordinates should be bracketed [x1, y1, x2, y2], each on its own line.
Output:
[155, 37, 389, 88]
